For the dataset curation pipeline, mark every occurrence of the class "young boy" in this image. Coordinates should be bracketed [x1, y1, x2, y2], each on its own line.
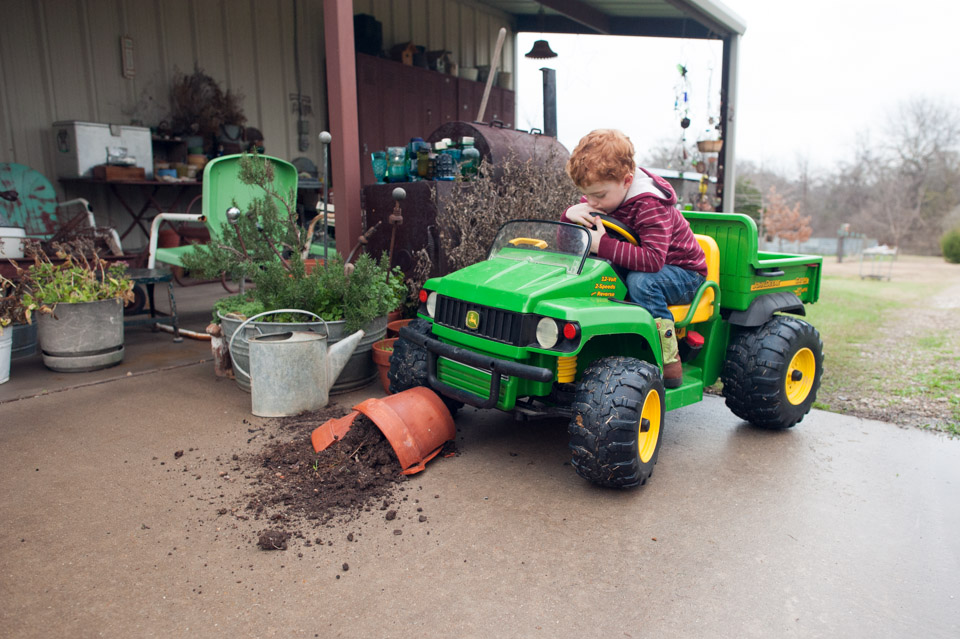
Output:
[561, 129, 706, 388]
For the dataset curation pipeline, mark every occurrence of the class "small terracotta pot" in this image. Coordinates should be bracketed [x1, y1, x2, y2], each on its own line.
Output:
[386, 318, 412, 338]
[302, 258, 326, 274]
[372, 337, 398, 393]
[387, 308, 403, 323]
[157, 228, 181, 248]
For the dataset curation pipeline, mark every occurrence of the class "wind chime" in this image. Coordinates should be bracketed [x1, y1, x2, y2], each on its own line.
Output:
[694, 62, 721, 211]
[672, 62, 692, 171]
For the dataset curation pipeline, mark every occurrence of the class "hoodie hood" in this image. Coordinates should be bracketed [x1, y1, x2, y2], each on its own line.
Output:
[623, 168, 677, 207]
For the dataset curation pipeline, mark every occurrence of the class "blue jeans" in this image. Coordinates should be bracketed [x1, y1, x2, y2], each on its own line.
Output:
[625, 265, 705, 320]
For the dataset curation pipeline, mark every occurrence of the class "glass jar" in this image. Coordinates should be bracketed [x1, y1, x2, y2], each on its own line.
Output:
[386, 146, 407, 183]
[370, 151, 387, 184]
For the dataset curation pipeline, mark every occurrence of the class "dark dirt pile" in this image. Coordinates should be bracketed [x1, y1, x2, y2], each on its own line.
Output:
[230, 404, 456, 551]
[244, 407, 406, 526]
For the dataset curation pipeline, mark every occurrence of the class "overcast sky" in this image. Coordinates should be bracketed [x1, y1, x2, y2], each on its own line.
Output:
[515, 0, 959, 178]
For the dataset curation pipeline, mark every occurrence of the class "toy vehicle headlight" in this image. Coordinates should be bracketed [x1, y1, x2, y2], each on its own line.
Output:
[426, 291, 438, 317]
[536, 317, 560, 349]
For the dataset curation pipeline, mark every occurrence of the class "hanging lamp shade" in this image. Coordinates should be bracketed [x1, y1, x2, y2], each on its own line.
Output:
[525, 39, 558, 59]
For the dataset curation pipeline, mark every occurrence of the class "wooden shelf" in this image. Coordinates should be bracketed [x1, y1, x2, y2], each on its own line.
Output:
[356, 53, 514, 185]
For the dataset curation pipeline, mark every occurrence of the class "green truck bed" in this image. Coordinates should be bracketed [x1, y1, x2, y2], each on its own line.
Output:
[683, 211, 822, 311]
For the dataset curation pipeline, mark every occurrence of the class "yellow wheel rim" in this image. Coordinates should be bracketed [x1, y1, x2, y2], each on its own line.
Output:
[638, 388, 662, 463]
[785, 347, 816, 405]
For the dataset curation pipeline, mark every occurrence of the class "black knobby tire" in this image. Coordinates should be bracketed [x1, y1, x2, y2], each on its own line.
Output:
[568, 356, 665, 488]
[387, 318, 462, 415]
[721, 315, 823, 429]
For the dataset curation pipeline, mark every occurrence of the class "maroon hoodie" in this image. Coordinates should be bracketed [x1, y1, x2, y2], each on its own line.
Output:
[562, 168, 706, 276]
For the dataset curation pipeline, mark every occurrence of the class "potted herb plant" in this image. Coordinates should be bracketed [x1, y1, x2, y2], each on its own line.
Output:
[182, 153, 406, 393]
[20, 246, 134, 372]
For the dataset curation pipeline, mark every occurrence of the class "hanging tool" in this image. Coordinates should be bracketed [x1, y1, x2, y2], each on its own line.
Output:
[476, 27, 507, 123]
[386, 187, 405, 279]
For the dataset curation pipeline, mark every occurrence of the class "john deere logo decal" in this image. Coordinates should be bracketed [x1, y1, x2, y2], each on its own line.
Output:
[465, 310, 480, 330]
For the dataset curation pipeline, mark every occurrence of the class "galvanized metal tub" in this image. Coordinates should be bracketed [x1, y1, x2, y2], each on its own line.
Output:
[10, 322, 38, 360]
[219, 312, 386, 394]
[37, 298, 124, 372]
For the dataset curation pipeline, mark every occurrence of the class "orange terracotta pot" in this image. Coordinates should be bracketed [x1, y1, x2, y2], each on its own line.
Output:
[386, 318, 412, 338]
[387, 308, 403, 323]
[372, 337, 397, 393]
[302, 258, 326, 274]
[157, 228, 181, 248]
[310, 387, 456, 475]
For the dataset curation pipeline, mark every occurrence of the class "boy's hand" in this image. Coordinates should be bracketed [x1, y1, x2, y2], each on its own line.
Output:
[565, 203, 601, 229]
[587, 223, 605, 254]
[565, 203, 606, 253]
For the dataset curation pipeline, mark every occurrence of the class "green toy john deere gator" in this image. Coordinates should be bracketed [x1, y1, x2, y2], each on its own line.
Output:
[390, 211, 824, 488]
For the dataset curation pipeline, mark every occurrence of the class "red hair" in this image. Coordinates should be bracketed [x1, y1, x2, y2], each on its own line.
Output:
[566, 129, 636, 188]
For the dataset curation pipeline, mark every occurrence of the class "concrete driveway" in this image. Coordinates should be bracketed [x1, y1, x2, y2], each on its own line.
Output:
[1, 362, 958, 638]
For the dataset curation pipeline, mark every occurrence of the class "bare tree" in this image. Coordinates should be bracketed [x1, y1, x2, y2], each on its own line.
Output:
[871, 98, 960, 250]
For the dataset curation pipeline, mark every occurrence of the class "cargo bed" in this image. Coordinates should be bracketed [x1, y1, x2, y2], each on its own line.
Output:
[684, 211, 822, 311]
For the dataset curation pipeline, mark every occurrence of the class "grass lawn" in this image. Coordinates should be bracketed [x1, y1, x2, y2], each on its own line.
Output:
[803, 255, 960, 435]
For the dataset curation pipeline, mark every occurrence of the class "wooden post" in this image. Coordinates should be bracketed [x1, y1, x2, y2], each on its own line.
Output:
[323, 0, 362, 260]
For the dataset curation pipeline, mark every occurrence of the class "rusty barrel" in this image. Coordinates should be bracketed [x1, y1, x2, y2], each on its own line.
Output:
[426, 121, 569, 179]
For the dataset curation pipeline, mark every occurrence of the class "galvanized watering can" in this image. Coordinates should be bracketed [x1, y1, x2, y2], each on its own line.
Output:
[228, 309, 365, 417]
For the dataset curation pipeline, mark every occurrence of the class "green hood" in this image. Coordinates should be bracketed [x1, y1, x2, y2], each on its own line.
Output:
[436, 256, 619, 312]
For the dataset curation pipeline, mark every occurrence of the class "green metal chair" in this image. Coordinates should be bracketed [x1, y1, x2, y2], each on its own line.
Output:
[147, 153, 299, 270]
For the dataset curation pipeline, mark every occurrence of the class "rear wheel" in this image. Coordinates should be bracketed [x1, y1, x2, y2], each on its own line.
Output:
[387, 318, 462, 415]
[721, 316, 823, 429]
[568, 356, 664, 488]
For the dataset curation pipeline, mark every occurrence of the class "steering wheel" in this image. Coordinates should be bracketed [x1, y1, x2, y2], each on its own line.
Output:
[595, 214, 641, 246]
[508, 237, 548, 249]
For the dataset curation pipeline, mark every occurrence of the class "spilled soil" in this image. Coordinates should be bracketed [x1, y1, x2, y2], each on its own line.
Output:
[245, 407, 404, 528]
[214, 404, 455, 552]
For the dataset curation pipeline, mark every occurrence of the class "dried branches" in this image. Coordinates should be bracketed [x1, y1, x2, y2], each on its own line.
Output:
[436, 150, 579, 273]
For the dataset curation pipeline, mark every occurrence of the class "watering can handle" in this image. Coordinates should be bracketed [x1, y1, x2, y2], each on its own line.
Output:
[227, 309, 327, 381]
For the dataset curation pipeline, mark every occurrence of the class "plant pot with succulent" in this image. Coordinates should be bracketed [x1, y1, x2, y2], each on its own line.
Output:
[20, 248, 134, 373]
[183, 153, 406, 393]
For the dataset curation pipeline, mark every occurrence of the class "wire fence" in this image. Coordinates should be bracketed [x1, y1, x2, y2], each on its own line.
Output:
[759, 235, 878, 257]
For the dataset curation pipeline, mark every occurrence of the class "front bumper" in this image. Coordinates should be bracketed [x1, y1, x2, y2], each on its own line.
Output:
[399, 325, 554, 409]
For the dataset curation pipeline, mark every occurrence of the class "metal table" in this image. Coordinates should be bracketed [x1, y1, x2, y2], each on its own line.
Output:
[60, 178, 201, 242]
[123, 267, 181, 341]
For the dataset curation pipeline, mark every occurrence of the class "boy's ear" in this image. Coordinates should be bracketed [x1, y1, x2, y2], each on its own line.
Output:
[622, 173, 634, 188]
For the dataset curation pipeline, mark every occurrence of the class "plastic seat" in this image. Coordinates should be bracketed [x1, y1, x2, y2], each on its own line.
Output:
[669, 234, 720, 327]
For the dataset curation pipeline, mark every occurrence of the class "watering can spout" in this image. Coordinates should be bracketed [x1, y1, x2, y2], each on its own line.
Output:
[324, 329, 365, 392]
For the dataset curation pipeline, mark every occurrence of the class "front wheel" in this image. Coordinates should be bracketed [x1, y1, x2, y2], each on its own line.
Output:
[568, 356, 665, 488]
[721, 316, 823, 429]
[387, 318, 462, 416]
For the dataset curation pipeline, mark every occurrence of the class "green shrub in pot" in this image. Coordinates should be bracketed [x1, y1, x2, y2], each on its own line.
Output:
[184, 153, 406, 332]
